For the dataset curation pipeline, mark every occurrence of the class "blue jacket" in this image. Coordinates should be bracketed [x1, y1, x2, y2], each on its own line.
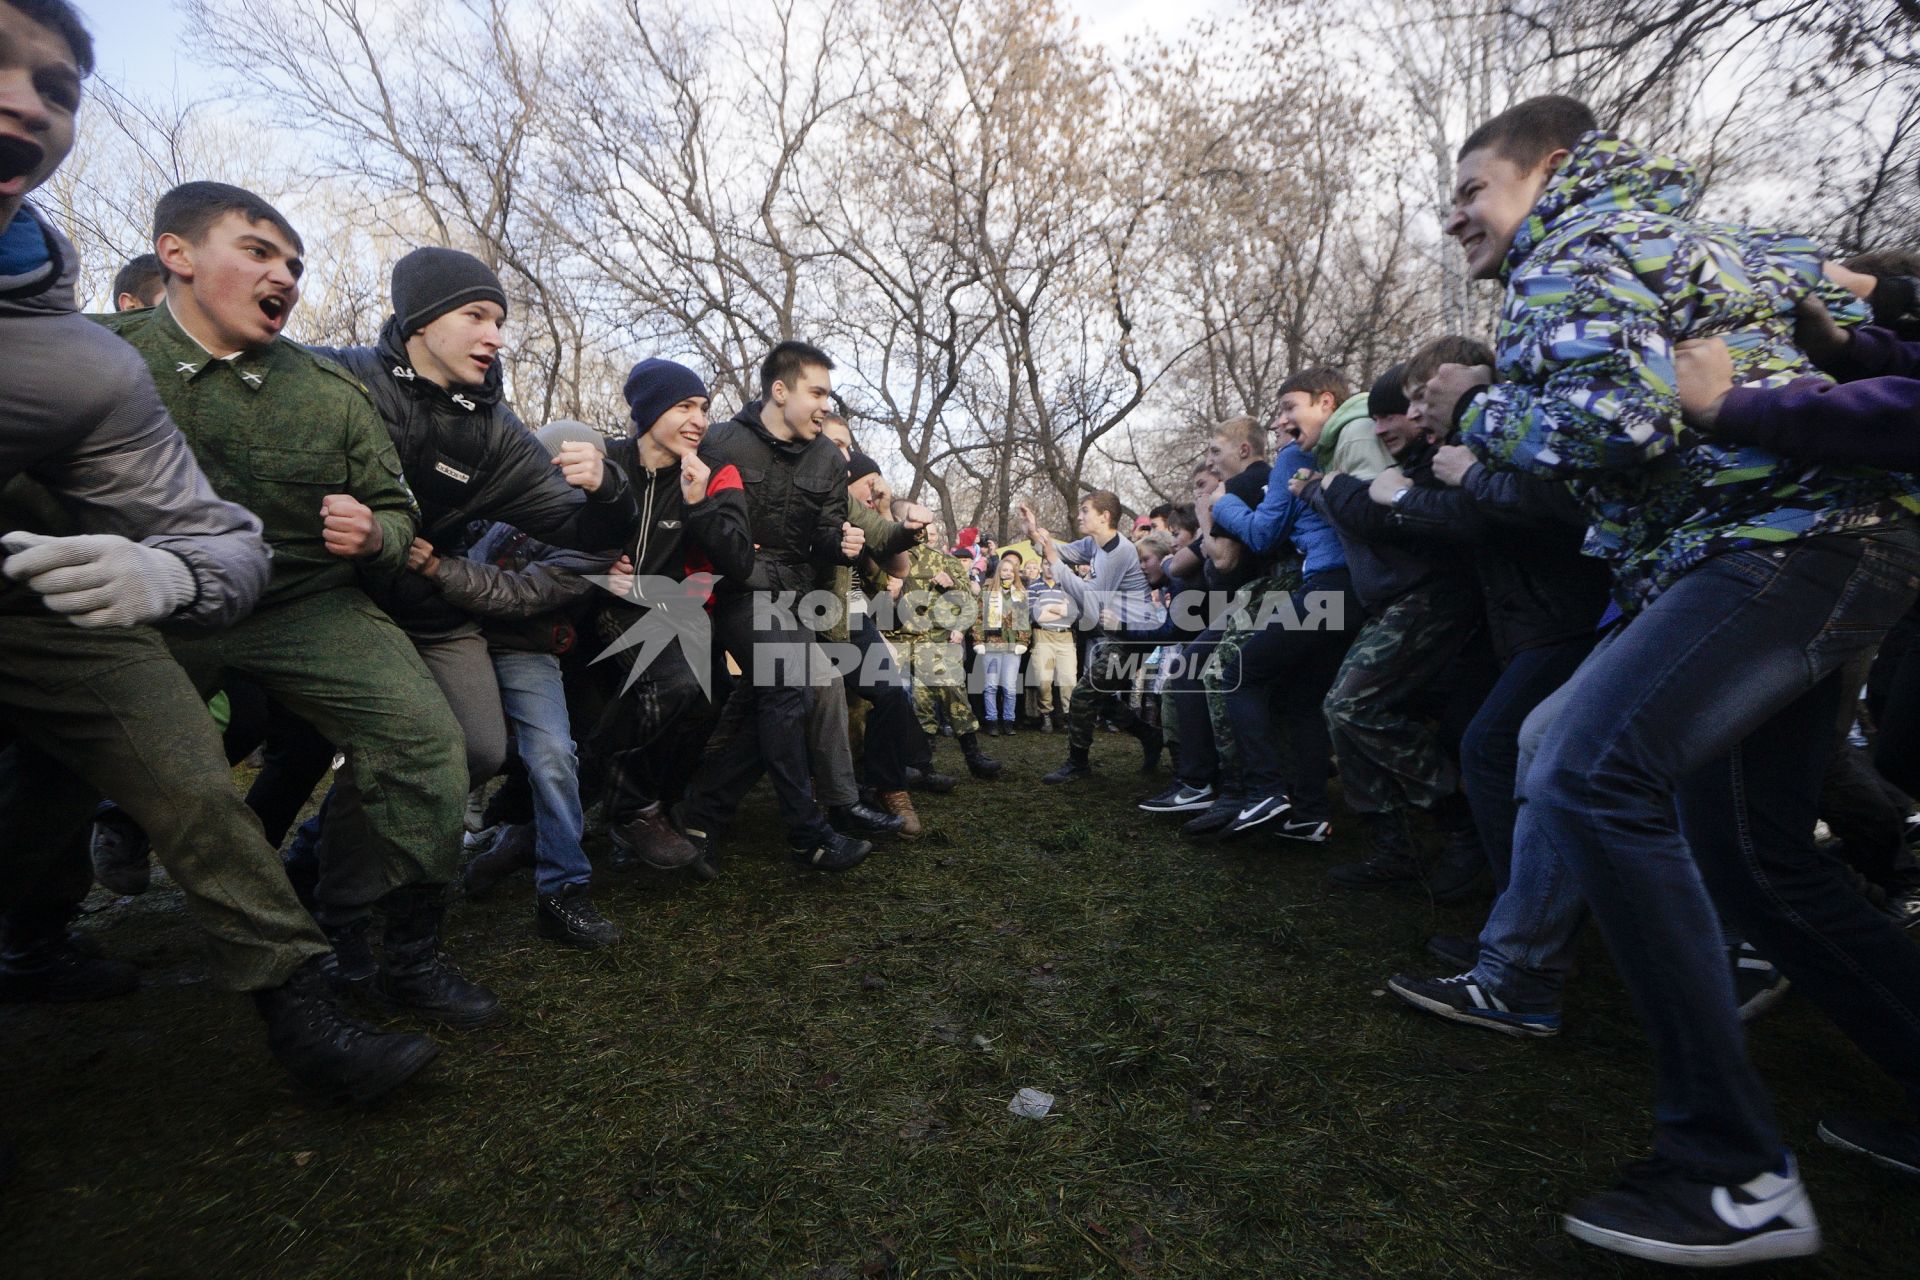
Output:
[1208, 441, 1346, 580]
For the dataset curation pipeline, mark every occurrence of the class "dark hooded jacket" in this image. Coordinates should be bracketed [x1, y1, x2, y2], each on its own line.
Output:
[310, 318, 636, 635]
[697, 402, 854, 593]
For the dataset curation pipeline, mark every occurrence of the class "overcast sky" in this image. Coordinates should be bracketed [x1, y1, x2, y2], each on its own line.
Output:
[73, 0, 1220, 103]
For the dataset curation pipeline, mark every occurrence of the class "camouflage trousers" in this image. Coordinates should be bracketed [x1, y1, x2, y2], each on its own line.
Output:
[897, 636, 979, 737]
[1068, 637, 1150, 754]
[1322, 583, 1483, 815]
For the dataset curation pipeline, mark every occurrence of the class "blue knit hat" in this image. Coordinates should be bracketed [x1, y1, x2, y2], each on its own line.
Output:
[623, 358, 709, 433]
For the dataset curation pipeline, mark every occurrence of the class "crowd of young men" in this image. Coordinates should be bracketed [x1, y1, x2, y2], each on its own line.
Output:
[8, 0, 1920, 1266]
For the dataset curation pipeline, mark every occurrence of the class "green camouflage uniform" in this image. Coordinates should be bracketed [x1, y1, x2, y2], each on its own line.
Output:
[100, 306, 469, 917]
[886, 543, 979, 737]
[1320, 583, 1481, 814]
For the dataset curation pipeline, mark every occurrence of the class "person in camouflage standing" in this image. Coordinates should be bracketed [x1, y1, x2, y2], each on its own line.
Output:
[101, 182, 494, 1029]
[889, 523, 1001, 780]
[0, 0, 435, 1110]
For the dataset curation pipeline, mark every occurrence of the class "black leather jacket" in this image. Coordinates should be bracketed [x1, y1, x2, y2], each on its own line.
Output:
[310, 318, 635, 634]
[698, 403, 853, 592]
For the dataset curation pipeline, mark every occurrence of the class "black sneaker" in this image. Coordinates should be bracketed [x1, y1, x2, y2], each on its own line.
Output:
[829, 801, 906, 839]
[1221, 793, 1291, 838]
[1816, 1115, 1920, 1176]
[1043, 758, 1093, 784]
[1138, 782, 1215, 814]
[1562, 1156, 1820, 1266]
[1425, 932, 1479, 971]
[459, 822, 535, 898]
[788, 827, 871, 872]
[1181, 793, 1243, 839]
[1731, 941, 1790, 1022]
[0, 931, 139, 1003]
[1276, 816, 1332, 842]
[1385, 971, 1561, 1038]
[536, 885, 620, 950]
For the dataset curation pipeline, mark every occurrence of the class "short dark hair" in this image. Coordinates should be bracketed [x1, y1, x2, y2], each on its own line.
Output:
[111, 253, 164, 309]
[1079, 490, 1122, 527]
[1846, 248, 1920, 278]
[1277, 366, 1351, 406]
[1148, 502, 1175, 522]
[1166, 505, 1199, 537]
[4, 0, 95, 77]
[1458, 95, 1597, 169]
[153, 182, 304, 277]
[1404, 335, 1496, 391]
[760, 340, 834, 398]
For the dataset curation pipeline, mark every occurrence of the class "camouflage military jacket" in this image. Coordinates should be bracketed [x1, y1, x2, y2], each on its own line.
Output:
[99, 305, 419, 609]
[1462, 131, 1918, 611]
[888, 542, 975, 637]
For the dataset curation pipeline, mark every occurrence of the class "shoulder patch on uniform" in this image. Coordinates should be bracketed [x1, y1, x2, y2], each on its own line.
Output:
[303, 347, 375, 396]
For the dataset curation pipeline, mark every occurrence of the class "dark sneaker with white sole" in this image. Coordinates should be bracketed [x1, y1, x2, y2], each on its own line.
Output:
[1276, 816, 1332, 842]
[1220, 793, 1291, 838]
[1181, 793, 1243, 839]
[1385, 971, 1561, 1038]
[1562, 1156, 1820, 1267]
[1731, 940, 1790, 1022]
[1138, 782, 1215, 814]
[788, 827, 871, 873]
[1816, 1115, 1920, 1177]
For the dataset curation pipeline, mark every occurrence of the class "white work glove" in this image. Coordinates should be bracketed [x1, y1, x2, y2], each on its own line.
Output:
[2, 531, 197, 628]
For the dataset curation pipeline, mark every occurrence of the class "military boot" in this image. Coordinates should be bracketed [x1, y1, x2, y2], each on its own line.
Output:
[255, 956, 439, 1103]
[373, 885, 500, 1028]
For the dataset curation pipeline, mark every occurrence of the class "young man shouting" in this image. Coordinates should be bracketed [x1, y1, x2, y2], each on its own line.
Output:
[1427, 95, 1920, 1266]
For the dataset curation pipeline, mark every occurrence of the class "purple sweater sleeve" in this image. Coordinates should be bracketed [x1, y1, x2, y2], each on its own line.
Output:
[1823, 325, 1920, 382]
[1715, 374, 1920, 469]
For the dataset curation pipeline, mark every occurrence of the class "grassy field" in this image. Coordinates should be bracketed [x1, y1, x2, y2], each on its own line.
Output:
[3, 728, 1917, 1279]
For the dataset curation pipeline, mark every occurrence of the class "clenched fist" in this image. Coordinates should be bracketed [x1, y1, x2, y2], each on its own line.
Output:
[554, 440, 606, 492]
[840, 521, 866, 560]
[679, 451, 711, 505]
[320, 494, 383, 559]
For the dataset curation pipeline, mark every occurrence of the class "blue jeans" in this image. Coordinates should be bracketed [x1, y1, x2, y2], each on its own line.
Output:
[979, 650, 1021, 721]
[1519, 526, 1920, 1182]
[492, 651, 591, 894]
[1459, 636, 1596, 893]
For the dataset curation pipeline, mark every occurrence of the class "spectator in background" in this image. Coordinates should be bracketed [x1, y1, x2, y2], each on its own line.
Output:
[110, 252, 162, 311]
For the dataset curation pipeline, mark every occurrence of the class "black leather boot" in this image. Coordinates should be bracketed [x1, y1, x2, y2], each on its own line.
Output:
[829, 801, 905, 838]
[959, 732, 1003, 779]
[320, 916, 378, 993]
[254, 956, 439, 1102]
[373, 885, 500, 1028]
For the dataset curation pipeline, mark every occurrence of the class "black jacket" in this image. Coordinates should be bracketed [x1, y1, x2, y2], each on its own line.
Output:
[1356, 453, 1609, 661]
[604, 435, 754, 584]
[1309, 470, 1466, 612]
[310, 318, 636, 635]
[698, 403, 853, 593]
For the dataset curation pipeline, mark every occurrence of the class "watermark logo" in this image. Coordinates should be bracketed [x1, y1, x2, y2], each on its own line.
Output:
[587, 572, 721, 698]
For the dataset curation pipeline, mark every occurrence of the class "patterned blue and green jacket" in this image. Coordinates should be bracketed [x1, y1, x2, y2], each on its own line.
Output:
[1461, 131, 1918, 611]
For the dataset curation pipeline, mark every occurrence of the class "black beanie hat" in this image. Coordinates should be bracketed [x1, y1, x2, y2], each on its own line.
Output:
[1368, 362, 1411, 420]
[392, 247, 508, 335]
[623, 357, 709, 432]
[847, 452, 882, 484]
